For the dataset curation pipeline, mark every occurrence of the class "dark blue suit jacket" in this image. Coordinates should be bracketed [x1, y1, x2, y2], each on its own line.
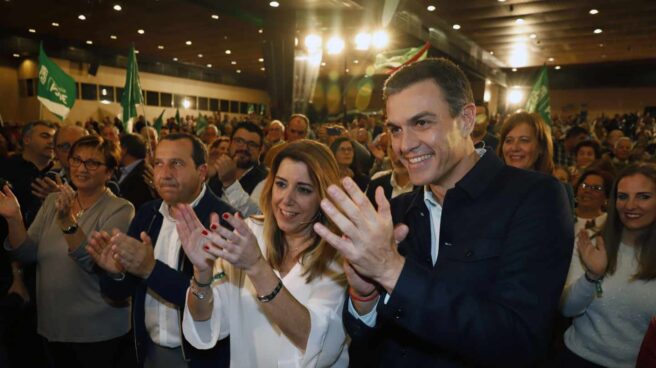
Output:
[345, 152, 574, 367]
[99, 188, 233, 368]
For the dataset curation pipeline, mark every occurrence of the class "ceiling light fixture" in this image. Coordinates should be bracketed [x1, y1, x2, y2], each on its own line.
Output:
[236, 69, 242, 73]
[498, 0, 506, 2]
[594, 28, 603, 34]
[372, 30, 389, 48]
[599, 43, 604, 47]
[28, 28, 36, 33]
[78, 14, 86, 20]
[589, 9, 599, 15]
[261, 67, 265, 71]
[207, 64, 212, 68]
[186, 40, 192, 45]
[258, 29, 263, 34]
[135, 50, 139, 54]
[515, 18, 524, 25]
[490, 51, 494, 55]
[427, 5, 436, 12]
[529, 33, 536, 39]
[198, 54, 203, 58]
[110, 35, 117, 39]
[555, 65, 561, 70]
[231, 61, 237, 65]
[157, 45, 164, 49]
[86, 40, 93, 45]
[354, 60, 359, 64]
[258, 58, 264, 62]
[225, 50, 232, 54]
[548, 57, 554, 62]
[269, 1, 279, 7]
[113, 4, 122, 11]
[137, 29, 145, 34]
[211, 14, 219, 19]
[452, 24, 461, 30]
[13, 53, 20, 58]
[512, 68, 517, 72]
[173, 57, 178, 61]
[304, 34, 322, 51]
[52, 22, 59, 27]
[326, 36, 345, 54]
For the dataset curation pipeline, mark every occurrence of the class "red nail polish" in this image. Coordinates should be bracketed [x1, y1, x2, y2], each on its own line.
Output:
[222, 213, 229, 220]
[201, 230, 208, 236]
[210, 224, 217, 230]
[203, 245, 210, 251]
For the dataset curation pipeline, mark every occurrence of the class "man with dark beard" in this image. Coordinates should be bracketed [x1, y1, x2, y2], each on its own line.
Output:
[207, 121, 268, 216]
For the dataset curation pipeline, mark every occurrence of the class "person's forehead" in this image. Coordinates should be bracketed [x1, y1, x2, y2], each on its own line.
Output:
[289, 118, 307, 129]
[386, 80, 449, 118]
[234, 128, 261, 141]
[156, 139, 193, 159]
[33, 125, 55, 135]
[73, 146, 103, 159]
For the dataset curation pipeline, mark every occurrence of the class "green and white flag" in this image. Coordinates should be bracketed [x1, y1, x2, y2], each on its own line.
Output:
[374, 42, 430, 75]
[525, 66, 552, 125]
[153, 109, 165, 134]
[37, 43, 76, 120]
[120, 46, 144, 132]
[195, 113, 208, 134]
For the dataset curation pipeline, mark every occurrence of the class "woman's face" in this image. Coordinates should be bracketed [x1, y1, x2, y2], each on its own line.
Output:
[576, 146, 596, 169]
[576, 174, 606, 211]
[335, 141, 354, 167]
[502, 123, 539, 170]
[69, 146, 111, 192]
[616, 173, 656, 231]
[271, 158, 321, 237]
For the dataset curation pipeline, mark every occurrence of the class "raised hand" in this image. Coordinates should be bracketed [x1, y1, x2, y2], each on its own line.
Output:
[215, 155, 238, 187]
[54, 183, 77, 223]
[313, 179, 405, 294]
[577, 229, 608, 280]
[88, 230, 124, 274]
[31, 175, 61, 199]
[173, 203, 217, 272]
[203, 212, 263, 274]
[110, 231, 156, 279]
[367, 141, 385, 162]
[0, 185, 21, 220]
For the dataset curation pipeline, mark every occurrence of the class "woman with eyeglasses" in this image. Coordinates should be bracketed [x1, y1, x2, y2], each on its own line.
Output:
[0, 135, 135, 368]
[573, 170, 614, 236]
[560, 164, 656, 367]
[330, 137, 369, 191]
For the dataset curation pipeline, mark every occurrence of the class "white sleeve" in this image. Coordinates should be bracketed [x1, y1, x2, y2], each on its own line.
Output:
[182, 276, 231, 349]
[560, 237, 598, 317]
[297, 274, 349, 368]
[221, 180, 263, 216]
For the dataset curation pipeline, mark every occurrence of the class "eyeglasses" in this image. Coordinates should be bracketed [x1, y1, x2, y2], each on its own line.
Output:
[69, 156, 106, 171]
[55, 142, 72, 152]
[580, 182, 604, 192]
[232, 137, 261, 150]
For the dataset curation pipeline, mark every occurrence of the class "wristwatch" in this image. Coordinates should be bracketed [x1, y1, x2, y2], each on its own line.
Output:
[190, 277, 213, 302]
[61, 223, 79, 234]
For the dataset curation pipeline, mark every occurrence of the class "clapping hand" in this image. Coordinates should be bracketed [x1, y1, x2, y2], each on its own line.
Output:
[313, 179, 407, 293]
[173, 204, 217, 273]
[577, 229, 607, 280]
[109, 231, 156, 279]
[54, 183, 76, 225]
[31, 175, 61, 200]
[214, 155, 238, 187]
[88, 230, 125, 274]
[203, 212, 263, 274]
[0, 185, 21, 220]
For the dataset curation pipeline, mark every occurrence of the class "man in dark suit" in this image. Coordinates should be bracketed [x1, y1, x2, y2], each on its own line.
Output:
[90, 133, 231, 368]
[208, 121, 268, 216]
[118, 133, 155, 211]
[314, 59, 574, 367]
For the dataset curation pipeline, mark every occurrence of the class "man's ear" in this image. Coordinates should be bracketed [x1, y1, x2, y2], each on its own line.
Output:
[198, 163, 209, 182]
[459, 103, 477, 137]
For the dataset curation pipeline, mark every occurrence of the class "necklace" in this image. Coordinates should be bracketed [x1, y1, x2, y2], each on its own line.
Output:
[74, 188, 106, 219]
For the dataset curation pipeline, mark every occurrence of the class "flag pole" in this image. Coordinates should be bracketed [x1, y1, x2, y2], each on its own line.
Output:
[139, 102, 154, 162]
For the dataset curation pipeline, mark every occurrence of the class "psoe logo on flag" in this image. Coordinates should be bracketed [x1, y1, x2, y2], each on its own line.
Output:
[39, 65, 48, 85]
[47, 77, 69, 105]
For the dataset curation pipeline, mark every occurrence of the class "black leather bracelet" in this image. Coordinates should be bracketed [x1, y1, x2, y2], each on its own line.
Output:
[257, 279, 283, 303]
[192, 275, 212, 288]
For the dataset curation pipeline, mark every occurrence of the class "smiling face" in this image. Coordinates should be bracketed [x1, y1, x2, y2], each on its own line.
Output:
[576, 174, 607, 212]
[153, 139, 207, 205]
[576, 146, 597, 169]
[502, 122, 539, 170]
[271, 158, 321, 237]
[616, 173, 656, 231]
[69, 146, 111, 192]
[386, 79, 474, 188]
[229, 128, 262, 169]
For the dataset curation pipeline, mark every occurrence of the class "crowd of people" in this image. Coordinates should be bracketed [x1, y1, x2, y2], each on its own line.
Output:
[0, 58, 655, 368]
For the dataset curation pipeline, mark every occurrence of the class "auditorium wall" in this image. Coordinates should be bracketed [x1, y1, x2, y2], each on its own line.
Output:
[550, 87, 656, 118]
[0, 57, 269, 125]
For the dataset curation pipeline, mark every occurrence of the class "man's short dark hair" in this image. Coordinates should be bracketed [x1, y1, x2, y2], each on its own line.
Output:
[383, 58, 474, 118]
[160, 133, 207, 167]
[230, 121, 264, 147]
[120, 133, 147, 159]
[21, 120, 55, 143]
[565, 126, 589, 140]
[574, 140, 602, 159]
